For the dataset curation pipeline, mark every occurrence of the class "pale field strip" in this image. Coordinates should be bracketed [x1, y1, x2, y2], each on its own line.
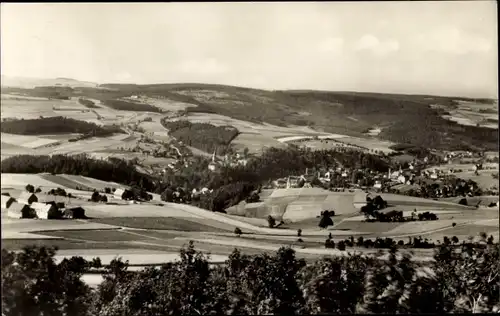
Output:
[83, 204, 203, 219]
[1, 218, 119, 234]
[1, 231, 64, 239]
[385, 219, 473, 236]
[1, 133, 60, 148]
[1, 94, 50, 101]
[473, 219, 500, 227]
[56, 253, 229, 266]
[1, 173, 62, 188]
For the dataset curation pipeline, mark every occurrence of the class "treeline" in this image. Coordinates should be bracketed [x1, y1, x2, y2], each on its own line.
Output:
[101, 99, 163, 113]
[380, 113, 498, 152]
[0, 116, 123, 136]
[161, 119, 239, 155]
[0, 154, 159, 193]
[2, 241, 499, 315]
[2, 86, 73, 99]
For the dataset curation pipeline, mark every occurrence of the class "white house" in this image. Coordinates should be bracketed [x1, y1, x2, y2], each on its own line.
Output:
[30, 202, 58, 219]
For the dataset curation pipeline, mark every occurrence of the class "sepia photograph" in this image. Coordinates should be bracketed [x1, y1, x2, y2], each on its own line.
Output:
[1, 1, 498, 315]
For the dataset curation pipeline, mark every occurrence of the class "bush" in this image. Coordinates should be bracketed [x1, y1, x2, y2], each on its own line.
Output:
[337, 240, 346, 251]
[267, 215, 276, 228]
[297, 229, 302, 237]
[234, 227, 242, 236]
[325, 238, 335, 249]
[25, 184, 35, 193]
[318, 212, 334, 229]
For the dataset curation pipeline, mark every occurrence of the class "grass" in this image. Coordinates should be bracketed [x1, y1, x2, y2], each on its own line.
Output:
[33, 229, 153, 242]
[0, 238, 144, 251]
[38, 174, 94, 191]
[333, 221, 403, 234]
[88, 217, 229, 232]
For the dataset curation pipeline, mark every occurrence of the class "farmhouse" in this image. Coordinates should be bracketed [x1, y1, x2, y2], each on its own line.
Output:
[31, 202, 59, 219]
[1, 195, 16, 209]
[17, 192, 38, 205]
[114, 188, 134, 200]
[7, 202, 35, 219]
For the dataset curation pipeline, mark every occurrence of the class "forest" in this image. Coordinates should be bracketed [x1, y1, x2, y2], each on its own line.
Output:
[101, 99, 163, 113]
[0, 116, 123, 136]
[2, 240, 498, 315]
[0, 154, 159, 193]
[161, 119, 240, 155]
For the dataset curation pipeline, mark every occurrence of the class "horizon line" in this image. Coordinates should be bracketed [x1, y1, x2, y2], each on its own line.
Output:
[1, 74, 497, 100]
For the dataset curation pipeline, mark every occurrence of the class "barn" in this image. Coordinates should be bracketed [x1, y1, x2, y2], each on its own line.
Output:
[7, 202, 36, 219]
[17, 192, 38, 205]
[63, 207, 86, 219]
[114, 188, 134, 200]
[1, 195, 16, 210]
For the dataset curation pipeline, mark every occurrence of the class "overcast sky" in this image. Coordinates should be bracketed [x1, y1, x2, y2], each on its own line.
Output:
[1, 2, 497, 98]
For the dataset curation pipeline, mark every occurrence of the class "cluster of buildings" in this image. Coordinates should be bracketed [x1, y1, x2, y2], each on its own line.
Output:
[1, 192, 85, 220]
[208, 151, 248, 172]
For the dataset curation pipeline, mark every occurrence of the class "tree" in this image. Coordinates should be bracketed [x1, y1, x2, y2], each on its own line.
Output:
[297, 229, 302, 237]
[25, 184, 35, 193]
[35, 187, 42, 193]
[318, 212, 334, 229]
[234, 227, 242, 237]
[91, 191, 100, 202]
[1, 246, 100, 316]
[337, 240, 346, 251]
[267, 215, 276, 228]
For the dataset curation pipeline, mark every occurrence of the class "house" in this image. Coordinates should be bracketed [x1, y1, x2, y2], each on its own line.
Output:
[17, 192, 38, 205]
[1, 195, 16, 210]
[63, 207, 86, 219]
[7, 202, 35, 219]
[114, 188, 134, 200]
[31, 202, 59, 219]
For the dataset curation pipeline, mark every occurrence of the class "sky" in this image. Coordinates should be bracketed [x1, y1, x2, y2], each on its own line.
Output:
[1, 2, 497, 98]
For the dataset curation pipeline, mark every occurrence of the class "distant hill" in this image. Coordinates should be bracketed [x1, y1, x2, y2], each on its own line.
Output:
[2, 80, 497, 151]
[1, 75, 99, 89]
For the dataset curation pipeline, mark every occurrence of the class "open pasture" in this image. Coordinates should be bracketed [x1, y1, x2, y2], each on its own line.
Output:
[88, 217, 232, 232]
[1, 133, 61, 149]
[452, 170, 498, 190]
[179, 112, 321, 137]
[83, 204, 202, 219]
[231, 133, 287, 154]
[336, 136, 396, 153]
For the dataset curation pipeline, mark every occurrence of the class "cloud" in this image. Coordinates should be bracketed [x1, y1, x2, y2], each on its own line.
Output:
[178, 58, 229, 75]
[354, 34, 400, 56]
[317, 37, 344, 53]
[417, 27, 493, 54]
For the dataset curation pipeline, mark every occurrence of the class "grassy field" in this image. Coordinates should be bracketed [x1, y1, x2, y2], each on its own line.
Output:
[88, 217, 231, 232]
